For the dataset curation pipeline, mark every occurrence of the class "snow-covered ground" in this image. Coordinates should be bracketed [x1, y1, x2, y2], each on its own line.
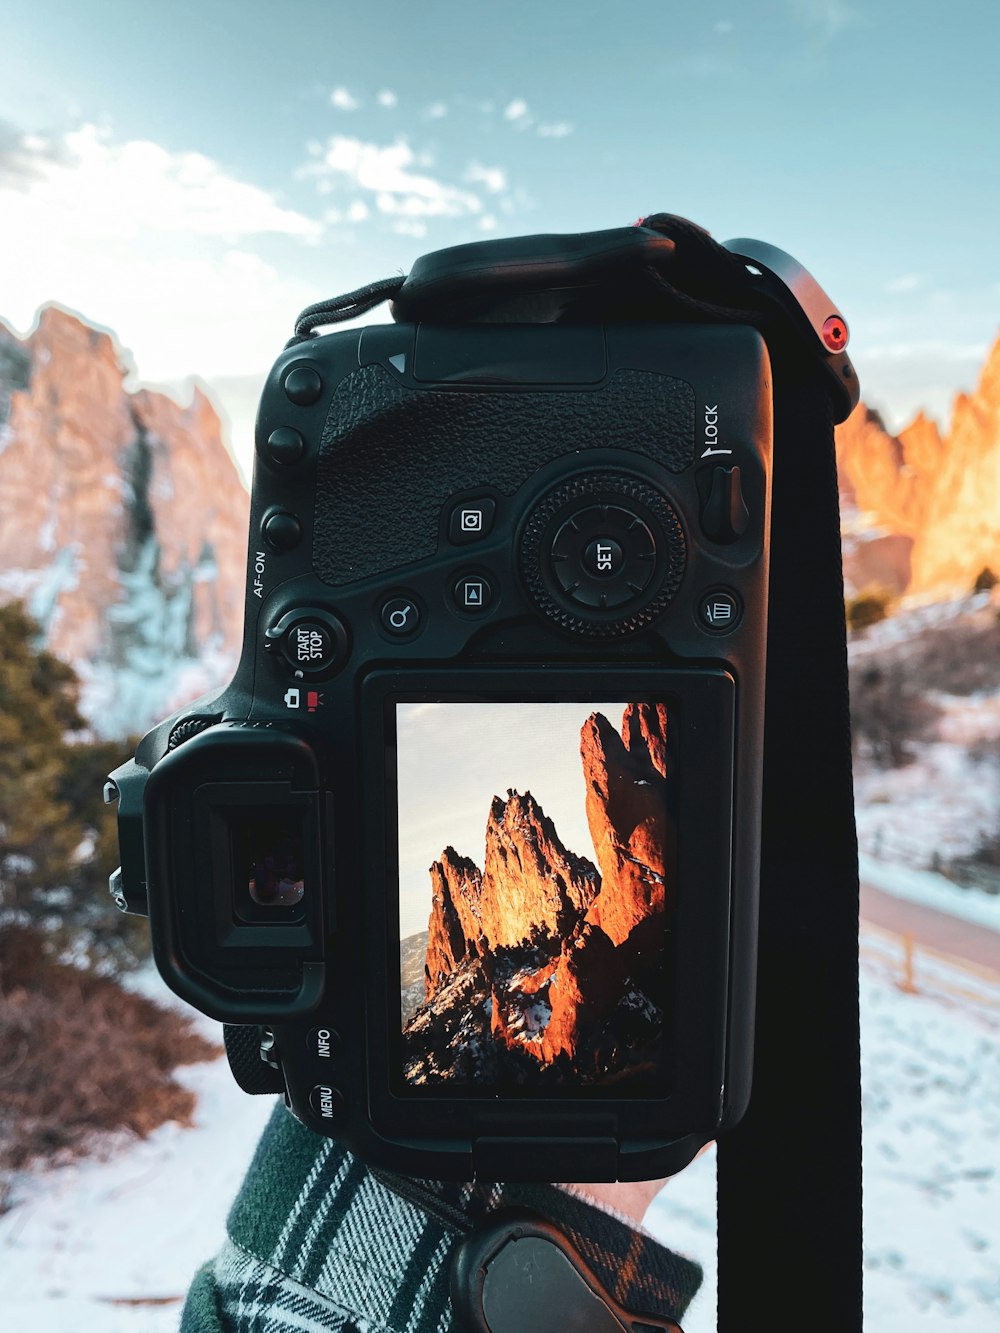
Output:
[849, 591, 1000, 891]
[0, 993, 276, 1333]
[648, 926, 1000, 1333]
[2, 927, 997, 1333]
[854, 726, 1000, 883]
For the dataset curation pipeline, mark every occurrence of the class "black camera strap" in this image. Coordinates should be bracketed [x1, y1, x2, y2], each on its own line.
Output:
[290, 213, 862, 1333]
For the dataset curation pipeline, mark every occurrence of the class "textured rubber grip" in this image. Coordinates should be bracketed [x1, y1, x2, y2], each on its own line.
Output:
[223, 1023, 285, 1095]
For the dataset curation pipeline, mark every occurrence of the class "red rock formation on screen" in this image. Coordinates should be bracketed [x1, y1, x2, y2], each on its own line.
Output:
[425, 848, 483, 995]
[408, 705, 673, 1088]
[581, 703, 671, 948]
[479, 791, 599, 950]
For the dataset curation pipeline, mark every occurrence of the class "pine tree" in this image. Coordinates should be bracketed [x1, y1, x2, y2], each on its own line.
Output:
[0, 602, 146, 969]
[0, 602, 83, 907]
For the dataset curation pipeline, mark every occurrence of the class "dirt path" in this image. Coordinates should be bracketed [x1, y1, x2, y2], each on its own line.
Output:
[860, 880, 1000, 979]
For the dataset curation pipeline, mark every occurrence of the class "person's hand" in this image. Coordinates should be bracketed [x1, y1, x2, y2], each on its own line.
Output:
[562, 1144, 713, 1225]
[559, 1178, 670, 1225]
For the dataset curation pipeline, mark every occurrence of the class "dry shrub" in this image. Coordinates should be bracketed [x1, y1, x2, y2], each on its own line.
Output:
[849, 663, 941, 767]
[846, 589, 893, 632]
[0, 924, 220, 1210]
[901, 614, 1000, 696]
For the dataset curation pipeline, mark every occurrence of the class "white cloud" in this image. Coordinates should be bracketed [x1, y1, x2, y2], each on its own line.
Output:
[465, 162, 507, 193]
[0, 123, 321, 386]
[331, 87, 360, 111]
[713, 19, 734, 33]
[301, 135, 483, 219]
[478, 215, 498, 232]
[377, 90, 398, 108]
[884, 274, 923, 295]
[425, 102, 448, 119]
[537, 122, 573, 138]
[347, 199, 369, 221]
[0, 123, 320, 243]
[392, 219, 428, 238]
[503, 99, 530, 122]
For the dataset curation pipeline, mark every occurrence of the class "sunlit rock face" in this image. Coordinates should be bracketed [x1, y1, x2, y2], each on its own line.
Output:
[581, 702, 671, 949]
[405, 705, 673, 1090]
[0, 306, 249, 736]
[836, 339, 1000, 598]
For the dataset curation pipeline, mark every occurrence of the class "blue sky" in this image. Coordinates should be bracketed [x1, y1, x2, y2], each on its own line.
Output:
[2, 0, 998, 476]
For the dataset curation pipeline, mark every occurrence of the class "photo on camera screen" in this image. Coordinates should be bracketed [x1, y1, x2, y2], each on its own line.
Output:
[396, 700, 677, 1091]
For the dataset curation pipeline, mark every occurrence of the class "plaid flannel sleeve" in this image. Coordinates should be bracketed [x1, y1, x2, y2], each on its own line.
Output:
[181, 1102, 703, 1333]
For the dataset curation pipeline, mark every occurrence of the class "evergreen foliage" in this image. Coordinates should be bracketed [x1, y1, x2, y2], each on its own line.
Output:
[0, 602, 147, 971]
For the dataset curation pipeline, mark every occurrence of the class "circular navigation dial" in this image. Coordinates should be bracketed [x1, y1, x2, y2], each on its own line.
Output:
[552, 506, 656, 609]
[519, 472, 686, 637]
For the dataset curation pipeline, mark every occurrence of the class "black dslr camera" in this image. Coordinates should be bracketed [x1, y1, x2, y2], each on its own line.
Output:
[107, 219, 857, 1183]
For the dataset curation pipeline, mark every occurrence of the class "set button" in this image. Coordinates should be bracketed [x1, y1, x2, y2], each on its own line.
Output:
[550, 504, 657, 611]
[583, 536, 625, 579]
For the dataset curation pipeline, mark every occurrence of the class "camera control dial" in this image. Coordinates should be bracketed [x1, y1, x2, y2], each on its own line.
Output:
[519, 473, 686, 637]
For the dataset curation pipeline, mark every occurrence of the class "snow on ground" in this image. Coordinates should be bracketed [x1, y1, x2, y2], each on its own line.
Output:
[854, 734, 1000, 878]
[849, 590, 1000, 916]
[647, 928, 1000, 1333]
[0, 985, 276, 1333]
[858, 931, 1000, 1328]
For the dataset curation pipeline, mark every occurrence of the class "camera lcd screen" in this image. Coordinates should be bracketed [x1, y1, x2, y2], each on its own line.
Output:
[395, 700, 677, 1093]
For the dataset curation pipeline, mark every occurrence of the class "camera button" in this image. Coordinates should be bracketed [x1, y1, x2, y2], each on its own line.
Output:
[306, 1026, 342, 1062]
[264, 607, 350, 677]
[283, 621, 338, 672]
[380, 597, 422, 636]
[452, 573, 494, 615]
[582, 536, 625, 578]
[308, 1084, 345, 1123]
[266, 427, 306, 465]
[447, 497, 497, 544]
[263, 511, 303, 552]
[283, 365, 323, 406]
[697, 589, 742, 633]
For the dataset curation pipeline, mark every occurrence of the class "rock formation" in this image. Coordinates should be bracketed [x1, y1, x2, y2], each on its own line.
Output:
[479, 791, 600, 950]
[0, 306, 249, 736]
[835, 337, 1000, 597]
[406, 705, 672, 1089]
[581, 702, 670, 947]
[424, 848, 484, 993]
